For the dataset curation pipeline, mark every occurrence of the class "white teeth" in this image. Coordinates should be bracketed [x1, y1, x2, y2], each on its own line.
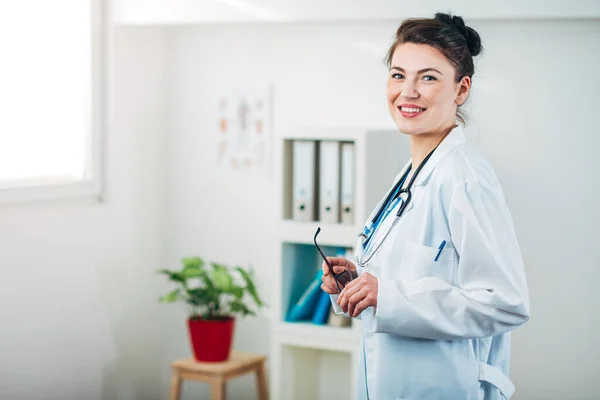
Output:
[401, 107, 425, 113]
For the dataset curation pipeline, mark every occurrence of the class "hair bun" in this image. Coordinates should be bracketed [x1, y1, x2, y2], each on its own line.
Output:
[435, 12, 482, 56]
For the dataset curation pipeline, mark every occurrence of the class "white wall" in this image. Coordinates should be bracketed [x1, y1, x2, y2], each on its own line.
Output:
[164, 19, 600, 399]
[0, 27, 169, 400]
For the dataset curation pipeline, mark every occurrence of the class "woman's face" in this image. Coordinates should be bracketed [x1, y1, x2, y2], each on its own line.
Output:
[386, 43, 470, 136]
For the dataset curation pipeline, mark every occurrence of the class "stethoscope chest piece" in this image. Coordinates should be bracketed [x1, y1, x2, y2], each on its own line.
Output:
[396, 188, 412, 217]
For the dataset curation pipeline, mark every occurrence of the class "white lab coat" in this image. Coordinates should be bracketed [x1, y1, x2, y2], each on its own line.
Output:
[335, 125, 530, 400]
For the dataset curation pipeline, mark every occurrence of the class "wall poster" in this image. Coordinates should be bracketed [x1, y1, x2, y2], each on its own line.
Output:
[216, 85, 273, 178]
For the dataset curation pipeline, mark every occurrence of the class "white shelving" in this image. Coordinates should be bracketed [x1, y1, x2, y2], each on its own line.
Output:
[275, 321, 360, 352]
[270, 126, 409, 400]
[279, 220, 359, 248]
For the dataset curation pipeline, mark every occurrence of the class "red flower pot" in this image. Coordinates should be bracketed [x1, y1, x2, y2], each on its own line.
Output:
[187, 317, 235, 362]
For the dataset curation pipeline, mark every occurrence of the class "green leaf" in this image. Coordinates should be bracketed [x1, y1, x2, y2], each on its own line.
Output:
[181, 257, 204, 270]
[235, 266, 264, 307]
[199, 270, 216, 292]
[230, 285, 244, 299]
[181, 268, 206, 279]
[158, 269, 185, 284]
[182, 258, 205, 280]
[159, 259, 265, 320]
[229, 300, 253, 316]
[186, 288, 215, 306]
[159, 289, 181, 303]
[211, 263, 233, 292]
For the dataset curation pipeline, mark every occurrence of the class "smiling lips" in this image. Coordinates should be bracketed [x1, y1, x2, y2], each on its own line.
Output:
[398, 104, 427, 118]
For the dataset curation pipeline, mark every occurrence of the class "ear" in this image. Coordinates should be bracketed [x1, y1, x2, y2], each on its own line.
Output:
[455, 76, 471, 106]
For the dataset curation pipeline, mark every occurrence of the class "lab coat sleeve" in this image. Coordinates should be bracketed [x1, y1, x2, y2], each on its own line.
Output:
[372, 180, 530, 340]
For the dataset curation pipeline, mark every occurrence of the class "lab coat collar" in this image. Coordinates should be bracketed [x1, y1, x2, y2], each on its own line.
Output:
[360, 125, 465, 239]
[359, 125, 465, 259]
[411, 124, 467, 187]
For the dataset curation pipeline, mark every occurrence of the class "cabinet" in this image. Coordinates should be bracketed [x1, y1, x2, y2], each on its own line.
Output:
[270, 127, 409, 399]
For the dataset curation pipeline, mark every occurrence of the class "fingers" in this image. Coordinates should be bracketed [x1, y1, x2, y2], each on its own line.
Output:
[340, 273, 360, 292]
[321, 281, 340, 295]
[352, 298, 370, 318]
[338, 280, 361, 313]
[333, 265, 349, 275]
[337, 273, 378, 316]
[337, 257, 357, 272]
[320, 282, 337, 294]
[347, 288, 367, 317]
[322, 257, 356, 275]
[327, 257, 356, 271]
[321, 260, 330, 276]
[321, 257, 358, 295]
[320, 272, 339, 294]
[326, 256, 346, 266]
[322, 258, 346, 274]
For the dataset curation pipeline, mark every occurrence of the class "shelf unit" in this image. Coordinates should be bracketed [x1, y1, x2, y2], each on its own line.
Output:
[270, 127, 409, 400]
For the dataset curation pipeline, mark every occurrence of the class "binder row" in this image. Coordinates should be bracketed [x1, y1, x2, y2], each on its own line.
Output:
[292, 140, 355, 224]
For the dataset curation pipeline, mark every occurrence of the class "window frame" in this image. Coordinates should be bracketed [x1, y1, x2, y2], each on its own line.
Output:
[0, 0, 107, 206]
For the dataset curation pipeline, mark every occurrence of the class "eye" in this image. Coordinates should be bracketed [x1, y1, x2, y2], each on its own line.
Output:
[422, 75, 437, 81]
[391, 73, 404, 80]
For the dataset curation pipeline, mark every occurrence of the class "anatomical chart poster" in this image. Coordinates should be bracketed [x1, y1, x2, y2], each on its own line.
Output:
[216, 85, 272, 178]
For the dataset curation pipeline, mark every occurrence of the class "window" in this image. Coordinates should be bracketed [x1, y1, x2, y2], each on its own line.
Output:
[0, 0, 105, 204]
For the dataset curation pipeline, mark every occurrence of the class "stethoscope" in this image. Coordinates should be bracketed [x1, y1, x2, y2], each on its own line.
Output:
[357, 145, 438, 267]
[355, 128, 452, 400]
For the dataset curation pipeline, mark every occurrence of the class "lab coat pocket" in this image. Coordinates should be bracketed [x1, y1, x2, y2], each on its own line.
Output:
[400, 240, 455, 284]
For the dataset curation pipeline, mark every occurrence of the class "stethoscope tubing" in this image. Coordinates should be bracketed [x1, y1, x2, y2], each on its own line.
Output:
[358, 146, 438, 266]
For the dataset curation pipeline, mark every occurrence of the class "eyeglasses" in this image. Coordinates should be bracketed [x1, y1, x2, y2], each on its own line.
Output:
[313, 227, 354, 293]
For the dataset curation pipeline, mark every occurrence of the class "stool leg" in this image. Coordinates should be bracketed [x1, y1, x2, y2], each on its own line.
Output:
[211, 378, 226, 400]
[256, 361, 269, 400]
[169, 373, 182, 400]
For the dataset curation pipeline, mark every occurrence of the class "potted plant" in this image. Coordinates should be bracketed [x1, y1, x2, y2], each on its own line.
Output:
[158, 257, 265, 362]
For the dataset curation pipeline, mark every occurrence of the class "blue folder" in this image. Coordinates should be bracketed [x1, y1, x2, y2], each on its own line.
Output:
[286, 269, 323, 322]
[311, 290, 332, 325]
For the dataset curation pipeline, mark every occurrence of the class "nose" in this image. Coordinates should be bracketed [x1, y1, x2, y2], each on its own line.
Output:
[401, 80, 419, 99]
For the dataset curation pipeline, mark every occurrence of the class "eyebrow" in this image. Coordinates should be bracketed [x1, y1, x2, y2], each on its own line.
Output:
[390, 66, 444, 75]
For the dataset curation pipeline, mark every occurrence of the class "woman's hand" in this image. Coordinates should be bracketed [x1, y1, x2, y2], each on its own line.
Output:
[337, 272, 378, 318]
[320, 257, 357, 294]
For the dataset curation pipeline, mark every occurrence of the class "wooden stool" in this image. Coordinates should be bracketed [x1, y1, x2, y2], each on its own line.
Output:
[169, 350, 269, 400]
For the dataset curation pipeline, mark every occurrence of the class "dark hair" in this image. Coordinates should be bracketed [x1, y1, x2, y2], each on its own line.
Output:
[385, 12, 483, 124]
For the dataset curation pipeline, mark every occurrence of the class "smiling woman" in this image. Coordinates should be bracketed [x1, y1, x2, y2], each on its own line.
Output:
[319, 12, 529, 400]
[385, 13, 482, 136]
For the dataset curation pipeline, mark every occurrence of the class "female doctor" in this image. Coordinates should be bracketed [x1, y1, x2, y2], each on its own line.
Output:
[320, 13, 530, 400]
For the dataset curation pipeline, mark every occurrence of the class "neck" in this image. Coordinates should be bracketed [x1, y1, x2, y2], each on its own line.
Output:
[409, 123, 456, 169]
